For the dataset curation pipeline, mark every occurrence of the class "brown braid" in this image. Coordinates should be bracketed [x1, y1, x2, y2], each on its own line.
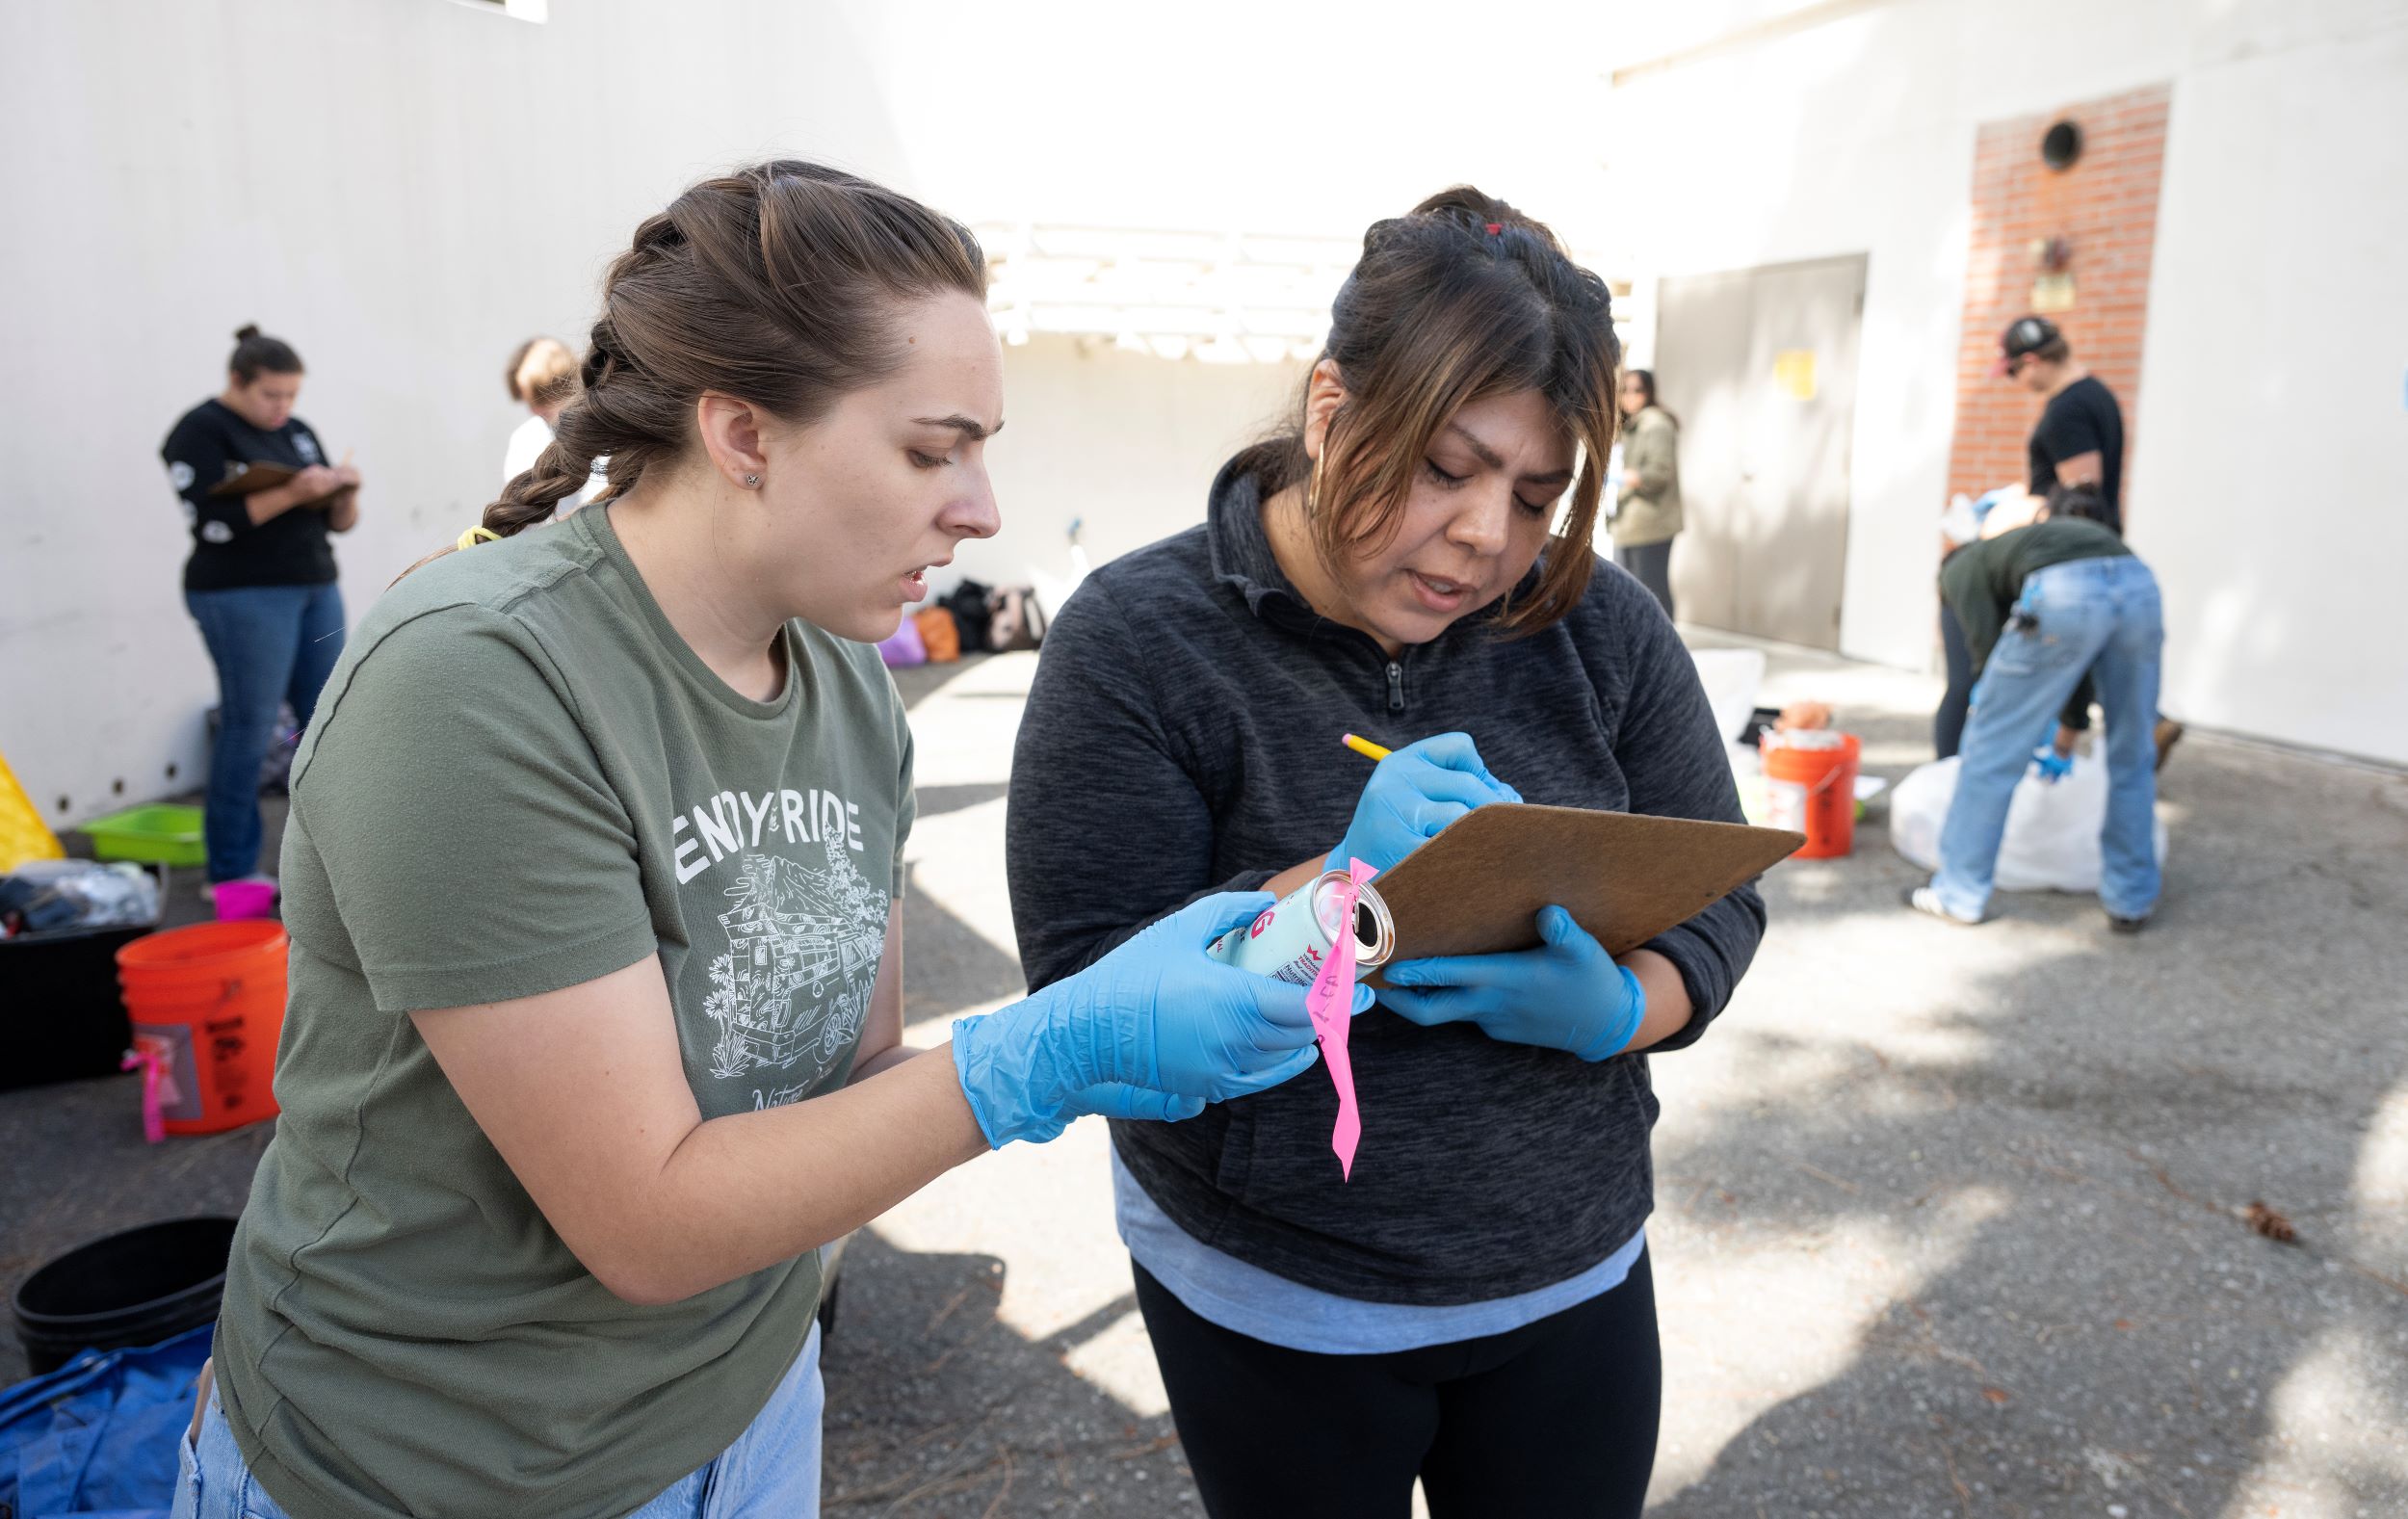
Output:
[401, 161, 985, 581]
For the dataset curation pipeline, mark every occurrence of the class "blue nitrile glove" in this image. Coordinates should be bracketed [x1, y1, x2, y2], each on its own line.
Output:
[1379, 905, 1645, 1061]
[951, 892, 1375, 1147]
[1332, 733, 1523, 876]
[2030, 746, 2073, 784]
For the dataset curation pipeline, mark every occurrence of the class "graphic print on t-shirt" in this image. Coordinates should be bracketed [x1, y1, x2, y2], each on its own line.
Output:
[691, 800, 889, 1083]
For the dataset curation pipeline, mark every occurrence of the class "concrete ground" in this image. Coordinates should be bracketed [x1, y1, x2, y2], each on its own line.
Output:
[6, 639, 2403, 1517]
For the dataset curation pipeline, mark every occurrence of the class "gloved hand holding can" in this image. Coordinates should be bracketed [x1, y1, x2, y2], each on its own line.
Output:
[950, 892, 1373, 1148]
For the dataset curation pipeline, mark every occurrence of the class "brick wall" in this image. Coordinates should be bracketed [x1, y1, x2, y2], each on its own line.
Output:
[1948, 84, 2169, 517]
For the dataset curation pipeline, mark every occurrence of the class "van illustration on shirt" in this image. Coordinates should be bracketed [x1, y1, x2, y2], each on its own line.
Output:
[702, 832, 887, 1081]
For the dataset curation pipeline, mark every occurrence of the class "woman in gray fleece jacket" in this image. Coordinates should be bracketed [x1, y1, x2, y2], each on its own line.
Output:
[1007, 188, 1764, 1519]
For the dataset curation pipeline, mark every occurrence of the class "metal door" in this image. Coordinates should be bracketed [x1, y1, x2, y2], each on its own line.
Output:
[1651, 254, 1864, 649]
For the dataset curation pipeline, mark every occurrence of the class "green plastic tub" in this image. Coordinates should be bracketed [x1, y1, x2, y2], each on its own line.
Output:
[77, 804, 207, 868]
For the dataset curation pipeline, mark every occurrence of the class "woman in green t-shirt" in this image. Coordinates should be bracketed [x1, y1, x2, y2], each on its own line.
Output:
[173, 162, 1347, 1519]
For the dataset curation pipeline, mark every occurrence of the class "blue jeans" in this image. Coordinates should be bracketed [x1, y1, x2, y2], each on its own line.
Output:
[1931, 557, 2163, 921]
[172, 1323, 824, 1519]
[184, 583, 346, 881]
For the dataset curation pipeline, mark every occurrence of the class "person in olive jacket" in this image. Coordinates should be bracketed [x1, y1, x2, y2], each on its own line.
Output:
[1610, 367, 1681, 617]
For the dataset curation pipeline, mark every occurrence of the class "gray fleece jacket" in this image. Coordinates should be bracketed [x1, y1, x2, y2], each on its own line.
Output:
[1005, 458, 1765, 1305]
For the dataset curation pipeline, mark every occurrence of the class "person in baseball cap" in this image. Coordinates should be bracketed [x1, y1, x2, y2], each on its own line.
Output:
[1990, 315, 2061, 377]
[1985, 314, 2186, 768]
[1993, 314, 2121, 532]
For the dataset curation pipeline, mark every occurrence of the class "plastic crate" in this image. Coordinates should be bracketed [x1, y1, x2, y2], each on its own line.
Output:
[76, 805, 206, 868]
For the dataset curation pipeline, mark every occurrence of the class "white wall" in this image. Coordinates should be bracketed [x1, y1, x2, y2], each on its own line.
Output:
[1603, 0, 1976, 672]
[0, 0, 1637, 829]
[962, 339, 1301, 599]
[1602, 0, 2408, 764]
[2130, 22, 2408, 766]
[0, 0, 918, 826]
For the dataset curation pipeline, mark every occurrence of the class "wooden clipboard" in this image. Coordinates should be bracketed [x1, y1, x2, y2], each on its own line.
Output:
[206, 461, 300, 497]
[1365, 804, 1802, 979]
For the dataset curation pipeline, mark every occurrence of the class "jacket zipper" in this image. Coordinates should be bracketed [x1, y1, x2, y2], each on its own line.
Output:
[1385, 661, 1405, 713]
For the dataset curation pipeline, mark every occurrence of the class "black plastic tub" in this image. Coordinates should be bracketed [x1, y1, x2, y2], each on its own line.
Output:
[0, 922, 146, 1091]
[11, 1216, 236, 1375]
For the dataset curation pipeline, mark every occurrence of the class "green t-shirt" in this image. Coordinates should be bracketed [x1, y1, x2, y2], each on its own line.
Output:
[213, 506, 915, 1519]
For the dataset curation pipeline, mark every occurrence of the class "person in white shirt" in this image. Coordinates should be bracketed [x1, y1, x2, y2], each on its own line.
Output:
[502, 336, 607, 515]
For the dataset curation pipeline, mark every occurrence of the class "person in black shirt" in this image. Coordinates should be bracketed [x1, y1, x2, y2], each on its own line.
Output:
[161, 325, 362, 887]
[1997, 315, 2124, 533]
[1993, 315, 2184, 765]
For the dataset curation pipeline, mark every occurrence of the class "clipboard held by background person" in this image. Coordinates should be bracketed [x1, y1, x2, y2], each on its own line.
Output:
[205, 461, 301, 497]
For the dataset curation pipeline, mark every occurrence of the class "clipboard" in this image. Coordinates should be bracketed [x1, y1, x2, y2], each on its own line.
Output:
[206, 461, 300, 497]
[1366, 804, 1802, 978]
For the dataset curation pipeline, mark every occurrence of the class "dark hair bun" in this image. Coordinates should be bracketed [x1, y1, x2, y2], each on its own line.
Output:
[227, 326, 302, 381]
[1406, 187, 1557, 249]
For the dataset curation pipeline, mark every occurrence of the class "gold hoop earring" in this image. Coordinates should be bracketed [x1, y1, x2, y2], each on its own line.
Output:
[1305, 450, 1326, 518]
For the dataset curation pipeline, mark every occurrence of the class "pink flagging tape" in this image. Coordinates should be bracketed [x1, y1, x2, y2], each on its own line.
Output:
[1305, 857, 1379, 1180]
[121, 1046, 167, 1144]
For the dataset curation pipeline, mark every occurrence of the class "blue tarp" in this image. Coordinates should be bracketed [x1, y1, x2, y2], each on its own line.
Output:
[0, 1325, 209, 1519]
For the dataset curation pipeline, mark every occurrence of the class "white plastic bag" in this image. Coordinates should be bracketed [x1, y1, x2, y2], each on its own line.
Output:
[1, 858, 162, 931]
[1890, 753, 2167, 893]
[1688, 647, 1767, 745]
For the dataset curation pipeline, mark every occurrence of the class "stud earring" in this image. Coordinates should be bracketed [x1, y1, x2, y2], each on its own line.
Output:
[743, 473, 761, 488]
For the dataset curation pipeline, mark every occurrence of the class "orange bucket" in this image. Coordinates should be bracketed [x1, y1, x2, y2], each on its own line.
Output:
[116, 920, 287, 1136]
[1762, 732, 1861, 859]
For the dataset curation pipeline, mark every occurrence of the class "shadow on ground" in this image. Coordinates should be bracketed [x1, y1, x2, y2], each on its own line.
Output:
[892, 656, 990, 713]
[899, 871, 1029, 1027]
[822, 1230, 1192, 1515]
[1639, 682, 2408, 1515]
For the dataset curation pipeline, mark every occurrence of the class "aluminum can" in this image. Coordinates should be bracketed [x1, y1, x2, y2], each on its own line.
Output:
[1208, 870, 1395, 986]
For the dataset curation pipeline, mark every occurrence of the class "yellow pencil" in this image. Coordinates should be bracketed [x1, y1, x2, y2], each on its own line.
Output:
[1342, 733, 1392, 763]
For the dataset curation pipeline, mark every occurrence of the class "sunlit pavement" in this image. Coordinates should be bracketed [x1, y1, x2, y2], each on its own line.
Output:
[5, 637, 2402, 1517]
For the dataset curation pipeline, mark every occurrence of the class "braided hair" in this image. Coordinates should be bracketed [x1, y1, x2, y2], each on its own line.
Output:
[1236, 185, 1620, 635]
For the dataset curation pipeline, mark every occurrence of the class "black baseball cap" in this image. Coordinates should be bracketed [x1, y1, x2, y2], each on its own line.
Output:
[1991, 315, 2059, 375]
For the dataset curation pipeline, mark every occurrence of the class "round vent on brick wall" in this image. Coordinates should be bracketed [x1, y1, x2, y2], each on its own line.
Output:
[2041, 118, 2083, 171]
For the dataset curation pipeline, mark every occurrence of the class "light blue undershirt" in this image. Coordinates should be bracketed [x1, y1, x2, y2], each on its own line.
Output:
[1112, 1148, 1645, 1355]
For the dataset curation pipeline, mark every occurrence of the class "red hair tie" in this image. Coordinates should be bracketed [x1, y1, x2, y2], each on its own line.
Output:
[1484, 223, 1504, 235]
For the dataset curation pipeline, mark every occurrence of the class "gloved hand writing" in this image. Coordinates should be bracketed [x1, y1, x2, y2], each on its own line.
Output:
[1331, 733, 1521, 877]
[1378, 905, 1644, 1061]
[952, 893, 1374, 1147]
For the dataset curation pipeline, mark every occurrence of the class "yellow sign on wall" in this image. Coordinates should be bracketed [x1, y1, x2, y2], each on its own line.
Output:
[1774, 349, 1818, 401]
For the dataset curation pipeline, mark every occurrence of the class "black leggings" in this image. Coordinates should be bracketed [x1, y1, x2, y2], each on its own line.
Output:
[1615, 538, 1677, 621]
[1133, 1250, 1662, 1518]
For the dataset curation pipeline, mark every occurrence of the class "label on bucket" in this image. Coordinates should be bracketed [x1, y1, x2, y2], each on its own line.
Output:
[128, 1023, 205, 1123]
[1765, 777, 1810, 833]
